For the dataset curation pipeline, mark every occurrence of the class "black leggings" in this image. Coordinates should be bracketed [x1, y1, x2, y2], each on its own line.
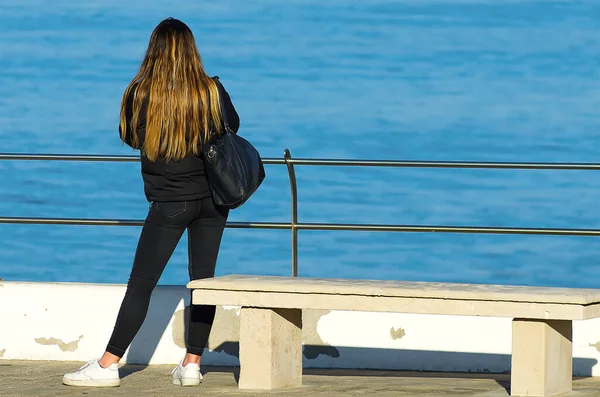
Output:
[106, 197, 228, 357]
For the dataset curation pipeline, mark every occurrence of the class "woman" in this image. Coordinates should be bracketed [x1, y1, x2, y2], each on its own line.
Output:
[63, 17, 239, 387]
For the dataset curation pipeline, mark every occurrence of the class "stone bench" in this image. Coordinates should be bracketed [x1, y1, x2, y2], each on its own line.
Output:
[187, 275, 600, 397]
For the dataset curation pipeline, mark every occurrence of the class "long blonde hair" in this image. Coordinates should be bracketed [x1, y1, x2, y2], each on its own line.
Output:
[120, 17, 222, 162]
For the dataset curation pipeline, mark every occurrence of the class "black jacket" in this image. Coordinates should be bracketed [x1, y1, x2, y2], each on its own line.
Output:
[120, 77, 240, 202]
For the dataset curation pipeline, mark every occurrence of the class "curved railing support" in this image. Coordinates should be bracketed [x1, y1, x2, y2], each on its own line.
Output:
[284, 149, 299, 277]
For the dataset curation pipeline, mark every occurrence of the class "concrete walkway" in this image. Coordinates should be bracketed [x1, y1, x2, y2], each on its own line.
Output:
[2, 360, 600, 396]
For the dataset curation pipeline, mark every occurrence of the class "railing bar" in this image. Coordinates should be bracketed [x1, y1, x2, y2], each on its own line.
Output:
[2, 153, 600, 170]
[226, 222, 291, 230]
[0, 217, 291, 229]
[288, 159, 600, 170]
[295, 223, 600, 236]
[0, 153, 285, 165]
[0, 154, 140, 162]
[1, 217, 599, 236]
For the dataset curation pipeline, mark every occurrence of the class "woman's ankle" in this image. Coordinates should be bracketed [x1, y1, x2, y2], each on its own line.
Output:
[98, 351, 121, 368]
[182, 353, 201, 367]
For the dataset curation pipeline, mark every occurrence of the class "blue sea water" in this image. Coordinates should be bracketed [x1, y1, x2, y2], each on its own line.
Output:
[1, 0, 600, 288]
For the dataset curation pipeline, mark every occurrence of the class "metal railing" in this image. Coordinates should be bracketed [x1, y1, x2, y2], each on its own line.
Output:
[2, 150, 600, 277]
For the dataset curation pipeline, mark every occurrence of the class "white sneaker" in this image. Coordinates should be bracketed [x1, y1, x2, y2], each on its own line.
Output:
[171, 360, 202, 386]
[62, 359, 120, 387]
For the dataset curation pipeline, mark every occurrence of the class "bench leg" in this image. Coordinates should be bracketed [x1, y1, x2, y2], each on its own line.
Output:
[238, 307, 302, 390]
[511, 319, 572, 397]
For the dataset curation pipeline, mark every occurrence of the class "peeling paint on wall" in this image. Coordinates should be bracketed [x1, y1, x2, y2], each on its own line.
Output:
[222, 305, 241, 316]
[208, 306, 240, 358]
[35, 335, 83, 352]
[390, 327, 405, 340]
[302, 310, 340, 360]
[0, 349, 6, 357]
[172, 309, 187, 349]
[589, 342, 600, 352]
[170, 306, 242, 357]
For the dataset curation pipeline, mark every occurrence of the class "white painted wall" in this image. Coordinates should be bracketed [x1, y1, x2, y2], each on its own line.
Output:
[2, 280, 600, 376]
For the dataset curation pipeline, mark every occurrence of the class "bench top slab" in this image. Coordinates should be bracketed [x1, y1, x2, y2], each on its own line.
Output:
[187, 275, 600, 306]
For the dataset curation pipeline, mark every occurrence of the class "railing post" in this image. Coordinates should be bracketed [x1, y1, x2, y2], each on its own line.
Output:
[284, 149, 299, 277]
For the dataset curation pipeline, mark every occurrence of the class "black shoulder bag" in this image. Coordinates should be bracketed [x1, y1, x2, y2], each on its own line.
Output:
[202, 81, 265, 209]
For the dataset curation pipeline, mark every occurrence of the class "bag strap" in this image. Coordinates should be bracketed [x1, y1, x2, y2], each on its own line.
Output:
[213, 76, 233, 134]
